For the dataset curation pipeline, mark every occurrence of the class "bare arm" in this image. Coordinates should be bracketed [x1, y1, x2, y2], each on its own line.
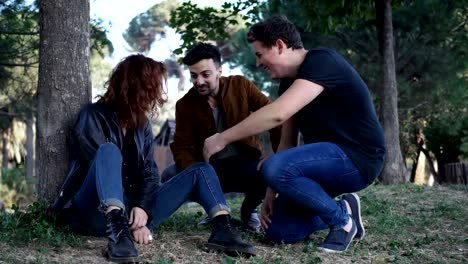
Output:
[204, 79, 323, 160]
[261, 118, 298, 229]
[276, 117, 299, 152]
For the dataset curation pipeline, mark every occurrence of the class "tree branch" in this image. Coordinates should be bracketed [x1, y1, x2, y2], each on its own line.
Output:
[0, 31, 39, 36]
[0, 61, 38, 67]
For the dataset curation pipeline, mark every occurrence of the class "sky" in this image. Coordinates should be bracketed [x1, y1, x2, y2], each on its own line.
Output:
[90, 0, 164, 65]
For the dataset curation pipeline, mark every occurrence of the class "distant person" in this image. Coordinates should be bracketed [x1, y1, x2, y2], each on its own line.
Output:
[203, 16, 386, 253]
[52, 54, 255, 263]
[165, 43, 281, 232]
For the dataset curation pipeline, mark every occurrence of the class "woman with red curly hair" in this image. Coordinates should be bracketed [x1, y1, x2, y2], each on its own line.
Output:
[53, 54, 255, 263]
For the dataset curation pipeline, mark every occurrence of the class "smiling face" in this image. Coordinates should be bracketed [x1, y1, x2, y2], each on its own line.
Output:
[188, 58, 222, 97]
[252, 40, 285, 79]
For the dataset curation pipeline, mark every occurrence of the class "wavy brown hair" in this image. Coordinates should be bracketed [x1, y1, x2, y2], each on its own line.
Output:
[100, 54, 167, 129]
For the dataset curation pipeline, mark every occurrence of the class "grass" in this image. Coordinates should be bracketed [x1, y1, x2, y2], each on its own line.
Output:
[0, 183, 467, 263]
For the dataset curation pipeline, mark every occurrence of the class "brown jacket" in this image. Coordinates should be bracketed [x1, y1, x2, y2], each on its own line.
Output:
[171, 75, 281, 170]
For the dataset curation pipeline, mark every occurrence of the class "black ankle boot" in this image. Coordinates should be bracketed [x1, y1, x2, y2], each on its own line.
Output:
[206, 214, 256, 257]
[105, 209, 139, 263]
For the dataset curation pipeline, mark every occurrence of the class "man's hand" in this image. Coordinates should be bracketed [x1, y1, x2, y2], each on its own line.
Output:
[129, 207, 148, 231]
[132, 226, 153, 244]
[203, 133, 226, 161]
[261, 187, 276, 230]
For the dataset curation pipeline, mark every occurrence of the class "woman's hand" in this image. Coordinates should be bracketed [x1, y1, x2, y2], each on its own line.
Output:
[129, 207, 148, 231]
[132, 226, 153, 244]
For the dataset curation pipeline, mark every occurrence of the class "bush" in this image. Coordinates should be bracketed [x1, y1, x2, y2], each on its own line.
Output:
[0, 167, 35, 209]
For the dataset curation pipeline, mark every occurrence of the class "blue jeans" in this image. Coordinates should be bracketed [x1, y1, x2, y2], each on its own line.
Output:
[162, 156, 266, 222]
[262, 142, 368, 244]
[70, 143, 229, 236]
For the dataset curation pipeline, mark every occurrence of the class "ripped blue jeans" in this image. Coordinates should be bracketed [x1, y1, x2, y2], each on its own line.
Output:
[70, 143, 229, 236]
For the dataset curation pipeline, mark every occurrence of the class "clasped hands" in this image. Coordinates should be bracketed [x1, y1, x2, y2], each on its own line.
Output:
[129, 207, 152, 244]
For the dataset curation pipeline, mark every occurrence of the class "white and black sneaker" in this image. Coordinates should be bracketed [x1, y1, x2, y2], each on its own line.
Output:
[318, 219, 357, 253]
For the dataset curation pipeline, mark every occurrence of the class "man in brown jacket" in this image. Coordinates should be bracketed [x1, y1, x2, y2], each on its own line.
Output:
[166, 43, 280, 231]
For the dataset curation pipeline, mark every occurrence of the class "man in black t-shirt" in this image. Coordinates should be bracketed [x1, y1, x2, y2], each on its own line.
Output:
[203, 16, 386, 253]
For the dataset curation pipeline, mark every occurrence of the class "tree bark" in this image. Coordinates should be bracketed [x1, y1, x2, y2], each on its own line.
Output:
[176, 63, 185, 94]
[420, 147, 438, 180]
[375, 0, 407, 184]
[409, 138, 424, 183]
[25, 115, 34, 179]
[37, 0, 91, 203]
[2, 128, 9, 171]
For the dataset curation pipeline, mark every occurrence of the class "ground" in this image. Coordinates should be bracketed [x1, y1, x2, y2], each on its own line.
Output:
[0, 184, 467, 263]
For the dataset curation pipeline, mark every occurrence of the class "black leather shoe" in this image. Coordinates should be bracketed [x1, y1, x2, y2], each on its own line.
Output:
[105, 209, 139, 263]
[206, 215, 256, 257]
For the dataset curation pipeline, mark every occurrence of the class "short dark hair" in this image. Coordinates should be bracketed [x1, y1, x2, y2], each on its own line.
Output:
[182, 43, 221, 67]
[247, 15, 303, 49]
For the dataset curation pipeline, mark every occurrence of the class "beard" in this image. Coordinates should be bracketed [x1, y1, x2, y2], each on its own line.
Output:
[195, 84, 210, 95]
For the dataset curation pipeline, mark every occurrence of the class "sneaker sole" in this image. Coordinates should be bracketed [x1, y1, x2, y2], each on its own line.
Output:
[206, 242, 256, 257]
[344, 193, 365, 240]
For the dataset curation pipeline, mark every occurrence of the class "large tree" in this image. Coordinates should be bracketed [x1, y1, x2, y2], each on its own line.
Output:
[374, 0, 406, 183]
[37, 0, 91, 203]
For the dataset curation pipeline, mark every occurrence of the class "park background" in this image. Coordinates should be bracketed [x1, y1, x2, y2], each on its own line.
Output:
[0, 0, 466, 263]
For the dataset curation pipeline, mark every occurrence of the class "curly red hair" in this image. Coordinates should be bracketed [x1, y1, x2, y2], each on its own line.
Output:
[100, 54, 167, 129]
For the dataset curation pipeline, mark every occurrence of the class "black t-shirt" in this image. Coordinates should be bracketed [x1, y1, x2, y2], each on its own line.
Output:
[279, 48, 386, 183]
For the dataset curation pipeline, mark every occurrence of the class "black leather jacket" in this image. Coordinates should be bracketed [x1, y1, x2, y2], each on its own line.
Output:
[52, 102, 160, 219]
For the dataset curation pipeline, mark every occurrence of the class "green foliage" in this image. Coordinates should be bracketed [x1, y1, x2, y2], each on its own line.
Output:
[0, 167, 34, 208]
[0, 0, 38, 125]
[296, 0, 376, 32]
[152, 258, 174, 264]
[425, 113, 468, 163]
[1, 166, 33, 191]
[0, 0, 39, 68]
[90, 19, 114, 58]
[169, 0, 259, 56]
[0, 201, 82, 247]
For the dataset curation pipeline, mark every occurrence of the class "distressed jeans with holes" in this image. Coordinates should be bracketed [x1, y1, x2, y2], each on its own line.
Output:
[69, 143, 229, 236]
[261, 142, 369, 244]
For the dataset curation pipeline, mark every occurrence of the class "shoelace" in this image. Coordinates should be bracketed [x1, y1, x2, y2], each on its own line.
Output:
[108, 212, 132, 240]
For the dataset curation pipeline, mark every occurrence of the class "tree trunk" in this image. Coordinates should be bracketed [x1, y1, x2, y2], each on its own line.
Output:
[420, 146, 438, 180]
[410, 137, 424, 182]
[25, 115, 34, 179]
[177, 63, 185, 94]
[444, 163, 468, 185]
[37, 0, 91, 204]
[2, 128, 9, 171]
[375, 0, 406, 184]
